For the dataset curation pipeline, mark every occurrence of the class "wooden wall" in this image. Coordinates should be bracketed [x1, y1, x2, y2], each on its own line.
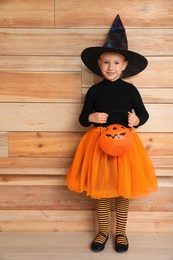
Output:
[0, 0, 173, 232]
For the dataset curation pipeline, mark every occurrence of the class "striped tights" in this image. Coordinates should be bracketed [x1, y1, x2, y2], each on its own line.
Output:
[94, 196, 129, 244]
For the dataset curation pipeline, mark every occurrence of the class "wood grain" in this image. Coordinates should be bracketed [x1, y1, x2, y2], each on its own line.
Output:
[0, 0, 54, 28]
[0, 29, 172, 56]
[0, 72, 81, 102]
[0, 185, 171, 212]
[0, 103, 172, 132]
[0, 175, 171, 187]
[0, 132, 8, 157]
[0, 157, 172, 177]
[0, 211, 172, 232]
[7, 132, 173, 157]
[0, 157, 71, 168]
[0, 157, 172, 169]
[55, 0, 173, 28]
[0, 56, 81, 72]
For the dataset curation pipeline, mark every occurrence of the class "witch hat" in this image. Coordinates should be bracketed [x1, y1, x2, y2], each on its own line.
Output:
[81, 15, 148, 78]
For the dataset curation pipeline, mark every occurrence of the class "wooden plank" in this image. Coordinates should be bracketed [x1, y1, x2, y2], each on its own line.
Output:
[0, 103, 83, 132]
[0, 132, 8, 146]
[0, 157, 72, 168]
[0, 168, 67, 175]
[0, 168, 172, 177]
[0, 132, 8, 157]
[0, 72, 81, 102]
[0, 210, 172, 224]
[138, 104, 173, 132]
[0, 185, 172, 211]
[0, 28, 172, 56]
[0, 157, 172, 176]
[0, 56, 80, 72]
[0, 157, 172, 170]
[0, 103, 172, 132]
[55, 0, 173, 28]
[0, 175, 65, 186]
[8, 132, 173, 157]
[0, 175, 171, 187]
[0, 222, 172, 233]
[0, 147, 8, 158]
[137, 88, 173, 104]
[0, 211, 172, 232]
[0, 0, 54, 28]
[151, 157, 173, 168]
[8, 132, 84, 157]
[82, 57, 173, 89]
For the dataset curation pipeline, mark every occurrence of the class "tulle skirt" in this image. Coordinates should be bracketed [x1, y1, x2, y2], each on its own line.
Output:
[66, 127, 158, 199]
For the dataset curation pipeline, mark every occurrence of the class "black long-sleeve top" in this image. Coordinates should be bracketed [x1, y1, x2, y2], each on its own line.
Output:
[79, 78, 149, 128]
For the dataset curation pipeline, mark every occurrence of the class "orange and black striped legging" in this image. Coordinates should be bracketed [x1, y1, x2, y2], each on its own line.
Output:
[96, 196, 129, 239]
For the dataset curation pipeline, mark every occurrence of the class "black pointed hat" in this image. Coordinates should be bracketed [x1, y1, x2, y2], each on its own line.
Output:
[81, 15, 148, 78]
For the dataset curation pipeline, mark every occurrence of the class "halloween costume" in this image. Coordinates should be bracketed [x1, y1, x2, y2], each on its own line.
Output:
[66, 78, 158, 199]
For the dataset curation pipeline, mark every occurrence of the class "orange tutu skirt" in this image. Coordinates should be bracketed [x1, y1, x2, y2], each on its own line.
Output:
[66, 127, 158, 199]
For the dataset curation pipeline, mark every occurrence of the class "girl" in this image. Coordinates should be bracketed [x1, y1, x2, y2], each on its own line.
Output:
[66, 15, 158, 253]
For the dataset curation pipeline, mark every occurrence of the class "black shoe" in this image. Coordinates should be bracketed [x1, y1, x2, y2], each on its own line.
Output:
[115, 234, 129, 253]
[91, 232, 109, 252]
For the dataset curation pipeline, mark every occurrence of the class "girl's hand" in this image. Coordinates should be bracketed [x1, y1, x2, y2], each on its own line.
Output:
[128, 112, 139, 127]
[88, 112, 109, 124]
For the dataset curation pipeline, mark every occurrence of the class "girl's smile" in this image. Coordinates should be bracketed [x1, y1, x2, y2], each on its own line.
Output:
[98, 52, 128, 81]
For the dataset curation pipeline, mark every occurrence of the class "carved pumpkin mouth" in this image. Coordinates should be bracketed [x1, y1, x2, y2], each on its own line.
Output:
[106, 133, 126, 139]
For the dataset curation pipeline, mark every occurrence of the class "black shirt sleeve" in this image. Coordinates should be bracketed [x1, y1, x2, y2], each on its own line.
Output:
[79, 87, 95, 127]
[131, 87, 149, 127]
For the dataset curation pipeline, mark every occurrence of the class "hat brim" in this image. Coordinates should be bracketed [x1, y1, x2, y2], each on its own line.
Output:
[81, 47, 148, 78]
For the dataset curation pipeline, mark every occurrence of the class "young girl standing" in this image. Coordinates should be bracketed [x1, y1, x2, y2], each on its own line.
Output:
[66, 15, 158, 253]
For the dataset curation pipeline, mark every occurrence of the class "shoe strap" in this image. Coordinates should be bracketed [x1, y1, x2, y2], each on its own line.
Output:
[116, 234, 127, 238]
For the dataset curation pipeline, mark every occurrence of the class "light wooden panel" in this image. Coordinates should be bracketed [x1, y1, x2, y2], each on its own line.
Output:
[0, 168, 172, 178]
[55, 0, 173, 28]
[0, 157, 172, 176]
[8, 132, 173, 157]
[1, 157, 173, 170]
[0, 132, 8, 157]
[0, 103, 172, 132]
[8, 132, 84, 158]
[0, 157, 71, 169]
[0, 72, 81, 102]
[0, 103, 83, 132]
[0, 0, 54, 28]
[0, 211, 172, 232]
[0, 147, 8, 158]
[0, 29, 172, 56]
[0, 132, 8, 146]
[0, 185, 172, 211]
[0, 56, 81, 72]
[82, 57, 173, 88]
[0, 175, 171, 187]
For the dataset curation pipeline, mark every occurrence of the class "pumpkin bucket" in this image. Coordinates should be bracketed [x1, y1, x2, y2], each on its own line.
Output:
[99, 124, 133, 156]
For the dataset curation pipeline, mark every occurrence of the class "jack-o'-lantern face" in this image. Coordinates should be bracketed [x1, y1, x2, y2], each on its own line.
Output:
[99, 124, 133, 156]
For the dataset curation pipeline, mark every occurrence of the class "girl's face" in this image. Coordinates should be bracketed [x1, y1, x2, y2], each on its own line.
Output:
[98, 52, 128, 81]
